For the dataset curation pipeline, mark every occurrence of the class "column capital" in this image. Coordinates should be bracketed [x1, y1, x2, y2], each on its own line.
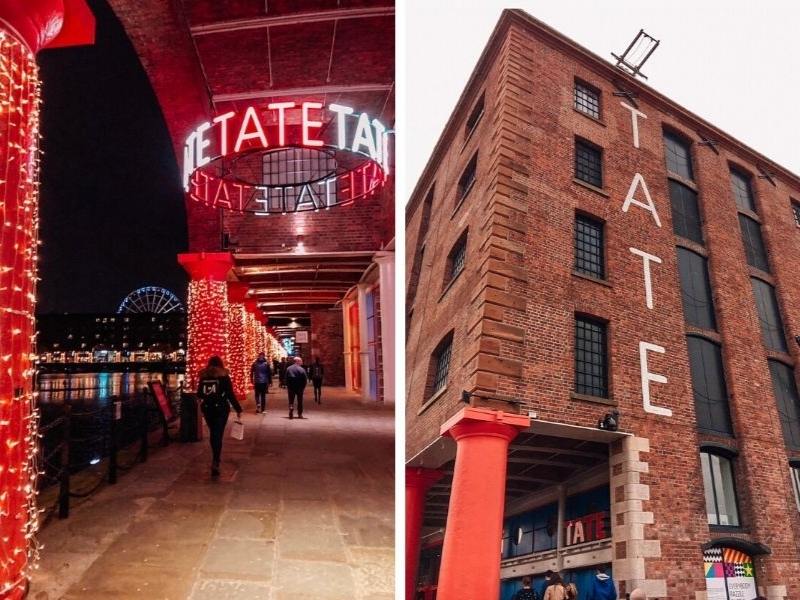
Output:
[441, 407, 530, 441]
[0, 0, 95, 54]
[178, 252, 233, 281]
[244, 299, 261, 316]
[406, 467, 443, 491]
[227, 281, 249, 304]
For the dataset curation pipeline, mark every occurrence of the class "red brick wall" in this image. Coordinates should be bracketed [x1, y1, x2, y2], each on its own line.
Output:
[406, 13, 800, 598]
[309, 309, 345, 386]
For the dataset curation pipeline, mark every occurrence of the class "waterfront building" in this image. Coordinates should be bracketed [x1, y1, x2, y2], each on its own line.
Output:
[406, 10, 800, 600]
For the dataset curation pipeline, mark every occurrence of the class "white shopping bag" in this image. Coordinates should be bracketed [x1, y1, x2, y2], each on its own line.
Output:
[231, 419, 244, 441]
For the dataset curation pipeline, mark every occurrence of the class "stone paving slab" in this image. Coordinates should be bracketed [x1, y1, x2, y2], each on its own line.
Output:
[29, 387, 394, 600]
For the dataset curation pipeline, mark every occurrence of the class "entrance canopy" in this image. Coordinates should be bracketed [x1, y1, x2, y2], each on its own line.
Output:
[409, 419, 630, 529]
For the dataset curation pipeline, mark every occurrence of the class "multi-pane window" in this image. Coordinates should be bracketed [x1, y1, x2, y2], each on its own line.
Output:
[430, 333, 454, 397]
[751, 278, 787, 352]
[700, 451, 740, 527]
[791, 465, 800, 511]
[574, 214, 605, 279]
[465, 93, 485, 138]
[730, 169, 756, 213]
[738, 214, 770, 272]
[792, 201, 800, 228]
[574, 80, 600, 119]
[574, 316, 608, 398]
[664, 132, 694, 180]
[687, 336, 732, 435]
[769, 360, 800, 448]
[457, 153, 477, 202]
[575, 139, 603, 188]
[669, 180, 703, 244]
[677, 248, 716, 330]
[446, 231, 467, 286]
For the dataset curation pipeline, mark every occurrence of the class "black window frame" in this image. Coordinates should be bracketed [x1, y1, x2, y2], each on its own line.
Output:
[457, 153, 478, 204]
[663, 131, 694, 181]
[687, 335, 732, 435]
[668, 179, 703, 245]
[769, 360, 800, 449]
[464, 92, 485, 140]
[791, 462, 800, 511]
[700, 448, 741, 528]
[573, 79, 601, 120]
[574, 315, 608, 399]
[445, 230, 468, 289]
[574, 138, 603, 188]
[574, 213, 605, 279]
[738, 214, 770, 273]
[751, 277, 787, 352]
[730, 168, 757, 213]
[430, 332, 454, 398]
[792, 200, 800, 228]
[677, 247, 716, 330]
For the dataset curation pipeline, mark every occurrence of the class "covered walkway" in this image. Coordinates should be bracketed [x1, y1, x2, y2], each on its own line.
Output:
[30, 387, 394, 600]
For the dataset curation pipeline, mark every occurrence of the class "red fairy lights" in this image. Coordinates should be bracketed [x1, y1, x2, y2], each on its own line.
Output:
[184, 279, 229, 390]
[0, 32, 43, 598]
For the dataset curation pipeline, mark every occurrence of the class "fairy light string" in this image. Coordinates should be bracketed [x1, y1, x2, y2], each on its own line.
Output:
[0, 32, 43, 598]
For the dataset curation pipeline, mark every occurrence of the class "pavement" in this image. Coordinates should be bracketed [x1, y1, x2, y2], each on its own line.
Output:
[29, 386, 395, 600]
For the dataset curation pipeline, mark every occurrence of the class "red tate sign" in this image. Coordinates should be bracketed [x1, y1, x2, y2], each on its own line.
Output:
[564, 511, 608, 546]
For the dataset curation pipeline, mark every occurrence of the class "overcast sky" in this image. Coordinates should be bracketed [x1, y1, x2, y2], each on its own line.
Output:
[401, 1, 800, 196]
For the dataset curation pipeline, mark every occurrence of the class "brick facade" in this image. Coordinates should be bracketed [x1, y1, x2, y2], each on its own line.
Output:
[407, 10, 800, 598]
[309, 308, 345, 386]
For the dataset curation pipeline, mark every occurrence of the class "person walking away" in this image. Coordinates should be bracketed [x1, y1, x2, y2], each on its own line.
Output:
[278, 357, 287, 388]
[587, 568, 616, 600]
[250, 352, 272, 413]
[543, 571, 576, 600]
[512, 576, 539, 600]
[309, 356, 324, 404]
[197, 356, 242, 477]
[285, 356, 308, 419]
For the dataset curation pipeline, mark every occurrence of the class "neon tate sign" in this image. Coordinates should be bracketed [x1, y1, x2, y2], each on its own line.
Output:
[182, 102, 391, 215]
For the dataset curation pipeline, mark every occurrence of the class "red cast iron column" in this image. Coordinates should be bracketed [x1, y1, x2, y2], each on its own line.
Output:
[436, 408, 530, 600]
[226, 281, 249, 401]
[406, 467, 443, 600]
[178, 252, 233, 390]
[0, 2, 93, 597]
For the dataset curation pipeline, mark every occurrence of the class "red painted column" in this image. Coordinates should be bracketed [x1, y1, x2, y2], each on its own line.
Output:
[406, 467, 443, 600]
[178, 252, 233, 389]
[436, 408, 530, 600]
[0, 3, 93, 597]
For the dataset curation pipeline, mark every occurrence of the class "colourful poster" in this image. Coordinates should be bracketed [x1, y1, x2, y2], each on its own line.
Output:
[703, 548, 757, 600]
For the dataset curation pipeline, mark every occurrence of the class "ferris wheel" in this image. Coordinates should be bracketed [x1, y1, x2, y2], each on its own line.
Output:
[117, 287, 184, 314]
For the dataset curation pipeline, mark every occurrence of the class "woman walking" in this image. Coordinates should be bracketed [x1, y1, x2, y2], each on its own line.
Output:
[197, 356, 242, 477]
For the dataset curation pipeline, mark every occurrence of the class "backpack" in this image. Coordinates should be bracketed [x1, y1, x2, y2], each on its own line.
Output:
[199, 377, 226, 409]
[564, 583, 578, 600]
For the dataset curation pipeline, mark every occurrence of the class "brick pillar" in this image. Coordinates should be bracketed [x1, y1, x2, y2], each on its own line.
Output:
[610, 435, 666, 598]
[375, 251, 395, 403]
[178, 252, 233, 389]
[437, 408, 530, 600]
[0, 3, 93, 597]
[406, 468, 442, 600]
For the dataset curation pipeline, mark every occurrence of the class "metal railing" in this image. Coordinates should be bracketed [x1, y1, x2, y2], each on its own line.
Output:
[36, 387, 179, 521]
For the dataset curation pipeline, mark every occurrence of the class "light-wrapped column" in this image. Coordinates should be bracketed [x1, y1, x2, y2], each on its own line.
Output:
[226, 282, 249, 400]
[178, 253, 233, 390]
[0, 32, 42, 600]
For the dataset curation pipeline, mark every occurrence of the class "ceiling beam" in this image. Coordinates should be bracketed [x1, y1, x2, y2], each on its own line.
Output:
[509, 445, 607, 460]
[249, 289, 348, 296]
[191, 6, 394, 36]
[213, 83, 393, 104]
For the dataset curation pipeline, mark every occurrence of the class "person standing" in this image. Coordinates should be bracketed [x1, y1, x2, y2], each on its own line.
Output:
[250, 352, 272, 413]
[586, 568, 616, 600]
[197, 356, 242, 477]
[543, 571, 568, 600]
[278, 357, 287, 388]
[309, 356, 324, 404]
[512, 576, 539, 600]
[285, 356, 308, 419]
